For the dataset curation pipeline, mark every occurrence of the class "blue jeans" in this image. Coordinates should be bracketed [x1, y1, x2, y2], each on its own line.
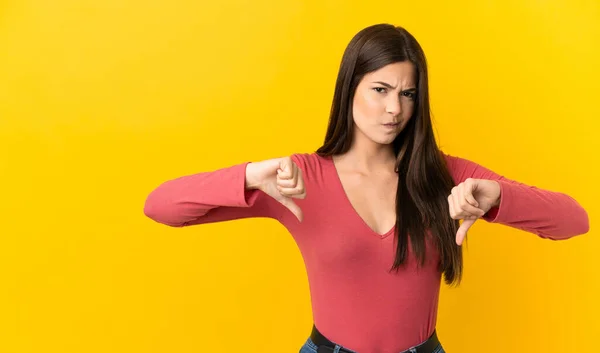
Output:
[299, 337, 445, 353]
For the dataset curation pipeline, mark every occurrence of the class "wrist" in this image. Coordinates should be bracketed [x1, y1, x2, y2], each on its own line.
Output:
[492, 181, 501, 208]
[244, 163, 262, 190]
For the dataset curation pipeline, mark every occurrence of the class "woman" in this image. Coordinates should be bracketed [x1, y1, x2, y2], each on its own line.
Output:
[143, 24, 589, 353]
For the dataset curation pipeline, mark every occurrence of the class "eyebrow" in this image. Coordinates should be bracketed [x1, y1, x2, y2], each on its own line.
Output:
[373, 81, 417, 91]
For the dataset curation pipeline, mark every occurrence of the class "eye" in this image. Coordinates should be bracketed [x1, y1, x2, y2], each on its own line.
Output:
[401, 91, 416, 100]
[373, 87, 387, 93]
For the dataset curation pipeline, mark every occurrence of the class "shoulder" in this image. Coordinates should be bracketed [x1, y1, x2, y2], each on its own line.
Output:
[440, 151, 468, 171]
[290, 152, 330, 180]
[440, 150, 503, 183]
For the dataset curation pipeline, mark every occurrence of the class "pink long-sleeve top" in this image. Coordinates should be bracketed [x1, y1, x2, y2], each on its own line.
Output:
[143, 152, 589, 353]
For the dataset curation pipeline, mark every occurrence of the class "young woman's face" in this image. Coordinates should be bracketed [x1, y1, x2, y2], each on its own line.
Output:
[351, 61, 417, 146]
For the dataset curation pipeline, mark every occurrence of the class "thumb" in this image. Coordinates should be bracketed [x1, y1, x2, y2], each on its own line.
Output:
[456, 218, 476, 245]
[278, 157, 293, 178]
[279, 196, 303, 222]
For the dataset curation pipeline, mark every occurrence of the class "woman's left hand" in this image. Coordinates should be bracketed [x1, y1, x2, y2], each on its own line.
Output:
[448, 178, 501, 246]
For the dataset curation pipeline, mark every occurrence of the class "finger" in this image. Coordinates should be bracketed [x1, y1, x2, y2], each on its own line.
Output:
[291, 160, 299, 181]
[463, 188, 479, 208]
[277, 184, 305, 198]
[295, 169, 306, 198]
[278, 166, 305, 197]
[278, 162, 300, 186]
[457, 186, 485, 217]
[277, 177, 297, 188]
[449, 194, 479, 220]
[279, 197, 303, 222]
[452, 187, 463, 218]
[277, 168, 292, 180]
[456, 218, 476, 245]
[278, 158, 293, 179]
[448, 194, 457, 219]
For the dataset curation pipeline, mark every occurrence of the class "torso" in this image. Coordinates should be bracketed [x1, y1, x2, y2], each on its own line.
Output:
[284, 153, 442, 353]
[332, 155, 398, 236]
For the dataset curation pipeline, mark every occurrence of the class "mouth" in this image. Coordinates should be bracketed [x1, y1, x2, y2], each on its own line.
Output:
[383, 122, 401, 128]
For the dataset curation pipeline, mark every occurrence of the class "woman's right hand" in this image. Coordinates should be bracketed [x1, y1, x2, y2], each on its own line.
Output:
[245, 157, 306, 222]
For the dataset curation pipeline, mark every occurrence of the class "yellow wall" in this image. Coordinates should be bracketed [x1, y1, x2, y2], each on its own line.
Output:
[1, 1, 598, 352]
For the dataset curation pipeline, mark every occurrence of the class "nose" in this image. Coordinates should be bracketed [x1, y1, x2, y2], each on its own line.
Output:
[385, 95, 402, 116]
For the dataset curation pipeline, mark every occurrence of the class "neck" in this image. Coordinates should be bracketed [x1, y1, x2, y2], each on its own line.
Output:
[338, 133, 397, 173]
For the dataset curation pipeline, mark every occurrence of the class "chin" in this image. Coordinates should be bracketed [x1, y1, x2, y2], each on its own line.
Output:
[372, 135, 399, 146]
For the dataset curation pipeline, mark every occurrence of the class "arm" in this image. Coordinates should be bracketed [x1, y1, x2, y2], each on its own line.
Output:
[143, 162, 286, 227]
[443, 153, 589, 240]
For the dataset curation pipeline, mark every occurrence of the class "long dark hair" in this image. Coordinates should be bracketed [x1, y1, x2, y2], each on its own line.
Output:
[316, 24, 463, 285]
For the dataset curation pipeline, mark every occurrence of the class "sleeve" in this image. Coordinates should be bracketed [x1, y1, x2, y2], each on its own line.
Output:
[143, 162, 287, 227]
[443, 153, 589, 240]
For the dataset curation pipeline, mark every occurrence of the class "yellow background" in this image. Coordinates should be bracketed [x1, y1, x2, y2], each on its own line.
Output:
[1, 1, 598, 352]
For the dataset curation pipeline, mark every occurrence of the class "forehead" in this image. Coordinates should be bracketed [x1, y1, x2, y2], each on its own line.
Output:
[363, 61, 416, 86]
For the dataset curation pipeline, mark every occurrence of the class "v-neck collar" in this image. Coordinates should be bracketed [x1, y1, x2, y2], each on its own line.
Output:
[325, 155, 396, 239]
